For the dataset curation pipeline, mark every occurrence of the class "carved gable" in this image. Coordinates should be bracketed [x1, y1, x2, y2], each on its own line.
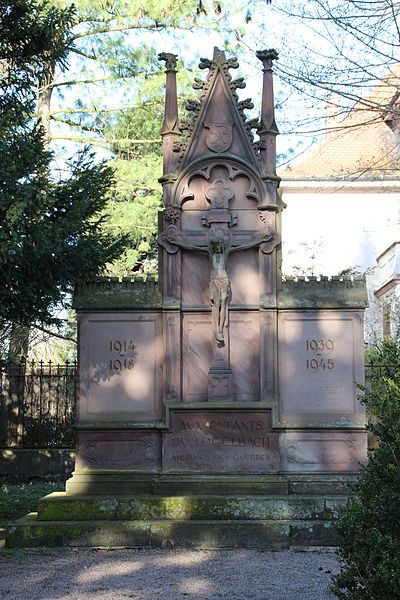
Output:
[179, 49, 260, 170]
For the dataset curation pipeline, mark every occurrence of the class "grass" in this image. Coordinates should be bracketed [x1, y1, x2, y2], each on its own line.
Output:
[0, 481, 64, 527]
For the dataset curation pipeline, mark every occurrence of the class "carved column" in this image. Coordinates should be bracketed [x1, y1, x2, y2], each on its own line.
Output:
[158, 52, 181, 176]
[256, 49, 279, 178]
[158, 53, 182, 304]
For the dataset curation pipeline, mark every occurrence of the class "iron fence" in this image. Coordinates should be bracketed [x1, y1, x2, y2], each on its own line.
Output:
[0, 360, 77, 448]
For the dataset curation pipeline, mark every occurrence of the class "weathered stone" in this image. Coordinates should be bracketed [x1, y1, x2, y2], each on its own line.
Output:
[37, 493, 344, 522]
[78, 313, 164, 424]
[278, 278, 368, 309]
[278, 310, 366, 430]
[73, 279, 162, 310]
[6, 513, 338, 549]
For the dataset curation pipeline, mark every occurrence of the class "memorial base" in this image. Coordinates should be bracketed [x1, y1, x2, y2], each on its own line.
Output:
[6, 474, 356, 549]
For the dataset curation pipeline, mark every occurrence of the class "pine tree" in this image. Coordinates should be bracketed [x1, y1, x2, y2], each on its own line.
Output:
[0, 0, 129, 339]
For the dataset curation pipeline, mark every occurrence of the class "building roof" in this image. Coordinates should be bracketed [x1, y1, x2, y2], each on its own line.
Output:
[279, 67, 400, 180]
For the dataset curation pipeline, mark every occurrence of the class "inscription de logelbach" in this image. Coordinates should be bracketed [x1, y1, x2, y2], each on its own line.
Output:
[170, 418, 274, 464]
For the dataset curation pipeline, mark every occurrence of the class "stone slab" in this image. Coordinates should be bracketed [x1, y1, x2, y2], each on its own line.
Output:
[288, 475, 357, 496]
[37, 492, 345, 522]
[64, 470, 357, 497]
[163, 411, 280, 473]
[78, 312, 163, 423]
[64, 473, 289, 496]
[73, 280, 162, 310]
[278, 310, 365, 427]
[75, 430, 161, 472]
[280, 430, 368, 473]
[6, 513, 336, 548]
[278, 278, 368, 309]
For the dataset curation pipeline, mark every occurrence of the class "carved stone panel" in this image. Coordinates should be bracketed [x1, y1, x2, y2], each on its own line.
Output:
[176, 162, 272, 213]
[164, 312, 181, 402]
[76, 430, 161, 472]
[181, 248, 260, 308]
[230, 312, 260, 401]
[278, 311, 365, 427]
[181, 251, 210, 307]
[78, 312, 163, 422]
[260, 311, 277, 402]
[279, 430, 367, 473]
[163, 410, 279, 473]
[182, 314, 213, 402]
[229, 249, 259, 306]
[183, 72, 258, 166]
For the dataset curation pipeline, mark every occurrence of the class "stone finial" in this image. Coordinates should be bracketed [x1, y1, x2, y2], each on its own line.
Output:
[200, 48, 239, 71]
[256, 49, 279, 64]
[158, 52, 178, 71]
[213, 46, 226, 63]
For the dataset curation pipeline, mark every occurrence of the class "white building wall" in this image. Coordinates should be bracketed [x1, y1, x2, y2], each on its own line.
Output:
[280, 180, 400, 340]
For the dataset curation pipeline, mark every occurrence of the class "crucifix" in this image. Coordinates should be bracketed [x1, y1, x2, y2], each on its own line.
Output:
[159, 225, 273, 344]
[159, 173, 276, 401]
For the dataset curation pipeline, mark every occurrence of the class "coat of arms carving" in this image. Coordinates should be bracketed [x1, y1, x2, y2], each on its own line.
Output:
[204, 121, 234, 152]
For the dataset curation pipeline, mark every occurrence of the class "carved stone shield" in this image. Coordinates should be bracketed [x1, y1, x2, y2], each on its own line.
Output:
[204, 121, 234, 152]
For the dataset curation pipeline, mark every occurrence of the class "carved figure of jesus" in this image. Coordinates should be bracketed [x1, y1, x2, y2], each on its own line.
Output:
[160, 228, 272, 343]
[208, 236, 231, 342]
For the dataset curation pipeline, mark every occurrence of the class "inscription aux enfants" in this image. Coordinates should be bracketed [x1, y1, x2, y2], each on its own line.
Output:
[164, 413, 280, 472]
[171, 418, 271, 449]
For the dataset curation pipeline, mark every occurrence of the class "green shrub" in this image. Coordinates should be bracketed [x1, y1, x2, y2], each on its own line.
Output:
[331, 338, 400, 599]
[0, 481, 62, 526]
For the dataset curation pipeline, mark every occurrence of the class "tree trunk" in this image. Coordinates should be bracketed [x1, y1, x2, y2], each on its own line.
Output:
[6, 324, 29, 446]
[37, 58, 56, 146]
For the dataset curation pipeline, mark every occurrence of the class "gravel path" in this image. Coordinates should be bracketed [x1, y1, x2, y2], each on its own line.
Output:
[0, 548, 340, 600]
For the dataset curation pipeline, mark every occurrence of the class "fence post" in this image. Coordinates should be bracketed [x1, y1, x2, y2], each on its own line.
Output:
[5, 360, 25, 446]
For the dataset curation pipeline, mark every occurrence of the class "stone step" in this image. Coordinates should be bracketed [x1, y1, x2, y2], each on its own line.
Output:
[6, 513, 337, 549]
[37, 493, 346, 522]
[64, 472, 357, 496]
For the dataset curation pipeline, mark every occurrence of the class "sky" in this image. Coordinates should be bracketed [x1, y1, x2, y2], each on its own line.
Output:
[50, 2, 328, 168]
[50, 1, 399, 174]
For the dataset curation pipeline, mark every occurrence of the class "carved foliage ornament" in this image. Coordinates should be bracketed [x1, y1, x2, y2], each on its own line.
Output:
[158, 52, 178, 71]
[164, 206, 181, 224]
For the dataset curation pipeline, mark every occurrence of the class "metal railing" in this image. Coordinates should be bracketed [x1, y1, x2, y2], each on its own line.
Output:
[0, 360, 77, 448]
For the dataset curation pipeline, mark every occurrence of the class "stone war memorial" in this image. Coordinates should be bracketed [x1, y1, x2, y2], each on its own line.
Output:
[7, 48, 368, 548]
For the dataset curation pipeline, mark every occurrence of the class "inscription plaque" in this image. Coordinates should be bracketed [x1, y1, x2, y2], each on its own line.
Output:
[278, 311, 365, 425]
[79, 313, 162, 422]
[163, 411, 279, 473]
[76, 430, 161, 471]
[279, 430, 368, 472]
